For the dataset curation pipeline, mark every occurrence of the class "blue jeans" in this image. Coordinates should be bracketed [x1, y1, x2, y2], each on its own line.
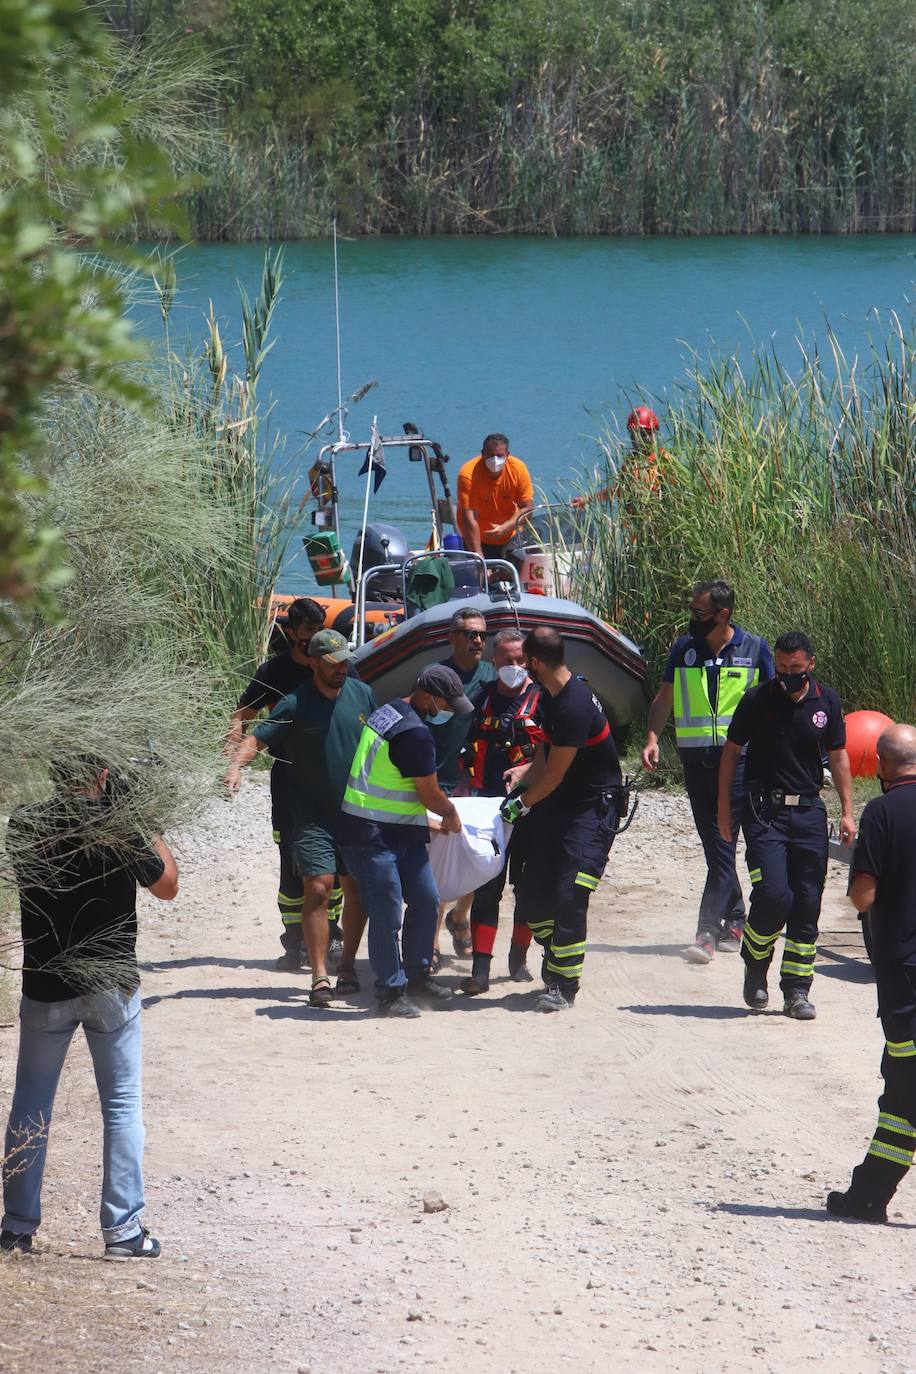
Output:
[2, 987, 146, 1243]
[340, 837, 440, 993]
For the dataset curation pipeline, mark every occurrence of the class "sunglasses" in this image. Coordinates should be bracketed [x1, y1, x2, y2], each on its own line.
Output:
[458, 629, 486, 642]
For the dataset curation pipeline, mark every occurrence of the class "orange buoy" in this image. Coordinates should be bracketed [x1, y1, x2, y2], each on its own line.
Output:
[845, 710, 895, 777]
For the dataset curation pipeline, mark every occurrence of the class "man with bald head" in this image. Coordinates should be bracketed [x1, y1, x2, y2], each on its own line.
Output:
[831, 723, 916, 1222]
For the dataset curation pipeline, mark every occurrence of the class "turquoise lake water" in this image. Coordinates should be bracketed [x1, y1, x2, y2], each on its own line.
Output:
[133, 236, 916, 584]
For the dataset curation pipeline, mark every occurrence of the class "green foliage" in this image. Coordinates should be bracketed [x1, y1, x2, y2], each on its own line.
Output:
[549, 312, 916, 722]
[165, 0, 916, 237]
[0, 1, 196, 620]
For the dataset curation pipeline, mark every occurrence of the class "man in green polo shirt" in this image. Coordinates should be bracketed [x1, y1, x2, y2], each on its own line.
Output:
[225, 630, 376, 1007]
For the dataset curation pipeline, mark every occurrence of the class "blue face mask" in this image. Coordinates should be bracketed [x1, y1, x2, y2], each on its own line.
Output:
[427, 707, 454, 726]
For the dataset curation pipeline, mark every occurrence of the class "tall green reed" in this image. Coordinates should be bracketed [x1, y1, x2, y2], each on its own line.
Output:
[549, 314, 916, 721]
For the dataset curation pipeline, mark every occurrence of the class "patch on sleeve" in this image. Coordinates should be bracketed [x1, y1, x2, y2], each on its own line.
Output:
[368, 703, 404, 736]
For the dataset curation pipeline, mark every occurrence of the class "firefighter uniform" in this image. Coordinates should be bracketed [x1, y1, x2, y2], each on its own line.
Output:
[727, 676, 845, 1003]
[513, 676, 621, 1001]
[830, 777, 916, 1220]
[462, 678, 542, 981]
[665, 625, 773, 947]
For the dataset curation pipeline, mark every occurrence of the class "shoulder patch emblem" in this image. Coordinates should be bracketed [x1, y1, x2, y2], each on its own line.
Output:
[684, 648, 696, 666]
[368, 703, 403, 735]
[812, 710, 828, 730]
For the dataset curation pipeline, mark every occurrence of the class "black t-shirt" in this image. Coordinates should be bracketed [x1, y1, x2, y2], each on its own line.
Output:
[338, 703, 436, 849]
[7, 798, 165, 1003]
[727, 678, 845, 794]
[539, 675, 621, 805]
[851, 780, 916, 966]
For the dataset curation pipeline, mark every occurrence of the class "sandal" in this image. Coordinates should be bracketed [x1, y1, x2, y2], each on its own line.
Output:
[335, 967, 360, 995]
[444, 911, 473, 958]
[309, 976, 334, 1008]
[429, 947, 441, 975]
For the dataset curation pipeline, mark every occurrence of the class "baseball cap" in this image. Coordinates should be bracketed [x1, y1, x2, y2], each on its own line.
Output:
[417, 664, 475, 716]
[308, 629, 354, 663]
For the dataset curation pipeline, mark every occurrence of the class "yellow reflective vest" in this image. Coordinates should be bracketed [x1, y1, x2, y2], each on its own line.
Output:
[672, 632, 765, 749]
[342, 701, 428, 826]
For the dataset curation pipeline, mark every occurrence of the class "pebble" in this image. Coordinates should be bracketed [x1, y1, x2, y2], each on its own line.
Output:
[407, 1308, 423, 1321]
[423, 1190, 449, 1213]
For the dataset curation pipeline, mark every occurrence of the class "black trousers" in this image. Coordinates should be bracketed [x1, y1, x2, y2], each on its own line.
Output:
[513, 796, 615, 996]
[681, 753, 746, 939]
[740, 801, 827, 993]
[846, 962, 916, 1205]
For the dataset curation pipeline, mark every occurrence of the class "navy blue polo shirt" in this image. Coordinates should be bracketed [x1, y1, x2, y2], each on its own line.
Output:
[662, 624, 774, 759]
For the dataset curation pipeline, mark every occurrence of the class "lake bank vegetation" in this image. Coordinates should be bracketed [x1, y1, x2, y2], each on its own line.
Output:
[552, 312, 916, 722]
[129, 0, 916, 239]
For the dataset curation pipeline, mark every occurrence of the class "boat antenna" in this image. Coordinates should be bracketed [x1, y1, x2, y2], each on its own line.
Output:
[333, 217, 345, 444]
[354, 415, 381, 615]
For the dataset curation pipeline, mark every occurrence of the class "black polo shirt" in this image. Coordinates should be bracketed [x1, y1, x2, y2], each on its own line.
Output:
[726, 676, 845, 795]
[540, 674, 622, 805]
[851, 780, 916, 967]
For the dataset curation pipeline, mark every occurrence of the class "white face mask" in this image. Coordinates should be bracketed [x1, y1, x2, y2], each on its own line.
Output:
[485, 455, 507, 475]
[497, 664, 527, 689]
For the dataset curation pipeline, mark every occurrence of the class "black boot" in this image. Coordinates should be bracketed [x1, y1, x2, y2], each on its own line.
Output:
[827, 1154, 907, 1224]
[276, 925, 304, 972]
[461, 953, 491, 996]
[508, 943, 533, 982]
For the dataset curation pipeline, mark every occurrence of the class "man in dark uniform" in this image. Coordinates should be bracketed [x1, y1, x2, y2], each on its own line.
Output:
[830, 723, 916, 1222]
[227, 597, 330, 970]
[718, 631, 855, 1020]
[500, 627, 623, 1014]
[225, 631, 376, 1007]
[459, 629, 542, 994]
[642, 579, 773, 965]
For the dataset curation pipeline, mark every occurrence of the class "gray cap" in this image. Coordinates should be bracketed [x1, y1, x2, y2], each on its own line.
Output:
[307, 629, 354, 663]
[417, 664, 475, 716]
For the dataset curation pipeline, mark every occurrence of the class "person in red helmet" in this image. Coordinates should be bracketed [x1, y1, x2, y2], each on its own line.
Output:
[571, 407, 670, 508]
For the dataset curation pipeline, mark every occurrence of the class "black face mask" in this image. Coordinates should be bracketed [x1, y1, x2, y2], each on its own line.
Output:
[689, 615, 718, 640]
[776, 671, 808, 694]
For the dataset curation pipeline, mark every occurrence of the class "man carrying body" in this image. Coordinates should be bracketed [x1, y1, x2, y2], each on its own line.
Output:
[2, 758, 178, 1258]
[459, 629, 542, 994]
[225, 630, 376, 1007]
[643, 580, 774, 964]
[501, 627, 623, 1013]
[227, 597, 336, 971]
[428, 607, 496, 963]
[338, 666, 468, 1018]
[718, 631, 855, 1020]
[456, 432, 534, 562]
[832, 723, 916, 1222]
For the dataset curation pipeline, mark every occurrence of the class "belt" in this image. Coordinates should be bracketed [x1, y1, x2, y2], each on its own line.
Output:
[762, 789, 822, 808]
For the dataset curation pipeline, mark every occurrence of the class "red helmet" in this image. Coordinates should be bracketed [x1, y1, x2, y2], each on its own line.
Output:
[626, 406, 660, 432]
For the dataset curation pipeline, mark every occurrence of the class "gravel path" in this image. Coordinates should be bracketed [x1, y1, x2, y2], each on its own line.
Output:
[1, 778, 913, 1373]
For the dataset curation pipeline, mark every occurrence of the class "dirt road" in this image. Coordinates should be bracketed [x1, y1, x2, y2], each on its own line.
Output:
[2, 779, 914, 1373]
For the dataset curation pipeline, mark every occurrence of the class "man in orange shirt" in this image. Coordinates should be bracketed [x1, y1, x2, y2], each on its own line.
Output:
[457, 433, 535, 563]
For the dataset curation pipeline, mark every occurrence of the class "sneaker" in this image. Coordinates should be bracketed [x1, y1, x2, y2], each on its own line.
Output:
[326, 929, 344, 972]
[534, 985, 574, 1013]
[377, 990, 421, 1019]
[104, 1227, 161, 1261]
[0, 1230, 32, 1254]
[784, 989, 817, 1021]
[406, 975, 454, 1004]
[508, 945, 533, 982]
[826, 1189, 887, 1224]
[743, 965, 769, 1010]
[717, 924, 744, 954]
[684, 934, 716, 965]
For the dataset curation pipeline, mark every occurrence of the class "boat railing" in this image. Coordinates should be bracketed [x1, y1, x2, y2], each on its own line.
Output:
[352, 549, 523, 647]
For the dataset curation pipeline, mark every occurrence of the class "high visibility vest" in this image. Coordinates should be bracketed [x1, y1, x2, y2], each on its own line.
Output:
[341, 701, 429, 826]
[672, 633, 764, 749]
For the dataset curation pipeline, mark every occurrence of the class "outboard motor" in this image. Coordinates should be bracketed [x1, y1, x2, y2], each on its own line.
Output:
[351, 522, 410, 601]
